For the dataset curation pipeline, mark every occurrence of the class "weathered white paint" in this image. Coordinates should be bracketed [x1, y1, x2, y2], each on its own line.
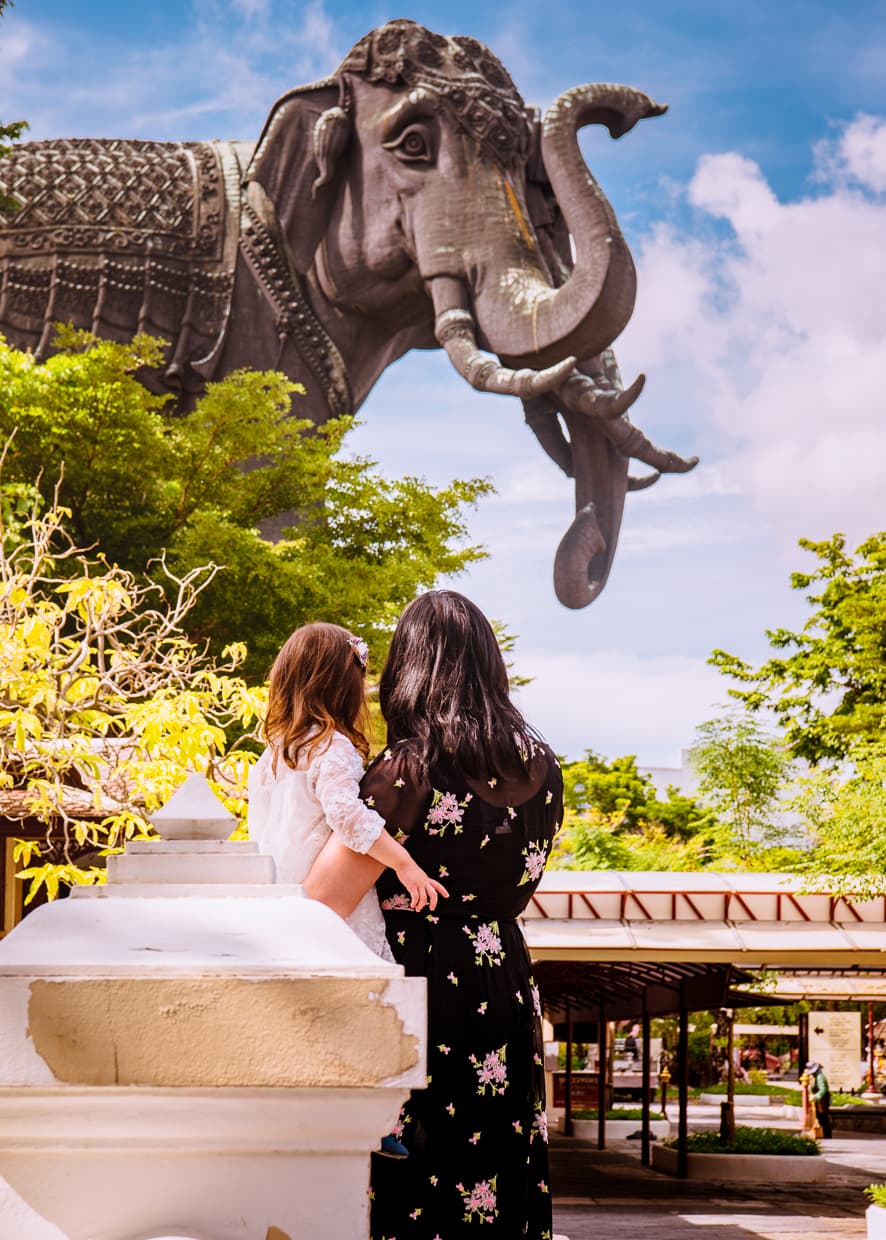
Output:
[0, 778, 425, 1239]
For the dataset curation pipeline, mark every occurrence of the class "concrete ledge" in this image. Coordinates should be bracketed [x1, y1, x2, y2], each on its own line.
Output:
[833, 1107, 886, 1133]
[572, 1117, 671, 1141]
[652, 1143, 825, 1182]
[0, 1086, 406, 1151]
[783, 1103, 886, 1131]
[106, 851, 275, 884]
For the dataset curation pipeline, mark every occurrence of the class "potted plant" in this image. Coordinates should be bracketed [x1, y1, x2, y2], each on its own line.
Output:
[653, 1126, 824, 1183]
[866, 1185, 886, 1239]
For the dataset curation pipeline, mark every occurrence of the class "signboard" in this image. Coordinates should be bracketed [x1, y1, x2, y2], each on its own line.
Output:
[808, 1010, 862, 1092]
[552, 1073, 600, 1108]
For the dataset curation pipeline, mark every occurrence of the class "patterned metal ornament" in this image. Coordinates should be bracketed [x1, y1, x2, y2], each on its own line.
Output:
[339, 19, 531, 167]
[0, 137, 242, 378]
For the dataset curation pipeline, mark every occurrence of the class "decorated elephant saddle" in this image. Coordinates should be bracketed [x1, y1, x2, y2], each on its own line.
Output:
[0, 137, 248, 389]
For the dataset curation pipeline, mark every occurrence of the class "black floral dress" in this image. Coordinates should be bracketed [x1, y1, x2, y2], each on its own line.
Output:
[364, 740, 563, 1240]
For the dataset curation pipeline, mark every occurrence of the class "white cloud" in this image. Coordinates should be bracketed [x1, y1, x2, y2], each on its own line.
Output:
[514, 649, 724, 765]
[619, 113, 886, 545]
[815, 113, 886, 194]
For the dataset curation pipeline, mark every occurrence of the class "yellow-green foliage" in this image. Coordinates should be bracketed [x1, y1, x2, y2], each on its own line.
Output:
[0, 487, 265, 903]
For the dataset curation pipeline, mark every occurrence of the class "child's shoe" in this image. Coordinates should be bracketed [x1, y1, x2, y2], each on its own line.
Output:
[379, 1134, 409, 1158]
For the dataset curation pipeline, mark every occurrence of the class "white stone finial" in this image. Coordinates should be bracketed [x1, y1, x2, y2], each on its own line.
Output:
[150, 772, 237, 840]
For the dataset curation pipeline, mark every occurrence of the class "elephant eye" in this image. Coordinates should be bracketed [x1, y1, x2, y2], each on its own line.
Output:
[384, 123, 434, 164]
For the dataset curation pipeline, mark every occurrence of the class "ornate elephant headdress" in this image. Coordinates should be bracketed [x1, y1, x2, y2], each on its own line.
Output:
[247, 20, 535, 274]
[338, 19, 532, 166]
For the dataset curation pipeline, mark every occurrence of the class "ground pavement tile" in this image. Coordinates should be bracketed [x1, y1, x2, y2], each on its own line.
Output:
[550, 1133, 871, 1239]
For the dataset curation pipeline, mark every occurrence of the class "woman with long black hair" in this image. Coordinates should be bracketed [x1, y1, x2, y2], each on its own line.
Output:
[305, 590, 563, 1238]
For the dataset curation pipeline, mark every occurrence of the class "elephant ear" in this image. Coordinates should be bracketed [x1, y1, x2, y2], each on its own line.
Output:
[245, 80, 350, 273]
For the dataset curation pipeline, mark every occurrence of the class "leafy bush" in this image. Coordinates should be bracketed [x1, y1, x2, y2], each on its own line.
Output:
[866, 1184, 886, 1208]
[702, 1081, 792, 1096]
[664, 1127, 819, 1156]
[832, 1092, 873, 1107]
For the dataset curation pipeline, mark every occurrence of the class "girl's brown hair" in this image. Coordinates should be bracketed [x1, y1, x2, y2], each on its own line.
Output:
[264, 622, 370, 770]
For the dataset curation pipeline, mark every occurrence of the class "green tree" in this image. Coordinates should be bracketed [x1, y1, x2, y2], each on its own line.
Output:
[710, 533, 886, 764]
[562, 751, 712, 839]
[689, 711, 795, 864]
[550, 809, 711, 872]
[551, 751, 715, 871]
[796, 743, 886, 897]
[0, 332, 491, 675]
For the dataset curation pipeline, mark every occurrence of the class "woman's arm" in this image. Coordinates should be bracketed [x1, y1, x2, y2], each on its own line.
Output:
[304, 742, 433, 918]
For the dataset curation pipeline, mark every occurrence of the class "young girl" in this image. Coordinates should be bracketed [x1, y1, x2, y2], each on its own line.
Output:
[248, 621, 447, 964]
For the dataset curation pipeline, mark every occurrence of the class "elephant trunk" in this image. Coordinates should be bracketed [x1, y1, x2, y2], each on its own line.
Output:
[481, 84, 667, 371]
[554, 404, 629, 608]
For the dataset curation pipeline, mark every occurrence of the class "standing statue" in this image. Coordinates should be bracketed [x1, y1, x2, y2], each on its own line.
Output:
[0, 19, 696, 609]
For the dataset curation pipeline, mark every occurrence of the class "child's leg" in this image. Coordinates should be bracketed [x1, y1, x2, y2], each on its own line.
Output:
[303, 834, 384, 919]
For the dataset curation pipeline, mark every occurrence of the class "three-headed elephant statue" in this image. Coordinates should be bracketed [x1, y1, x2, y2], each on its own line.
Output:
[0, 18, 696, 608]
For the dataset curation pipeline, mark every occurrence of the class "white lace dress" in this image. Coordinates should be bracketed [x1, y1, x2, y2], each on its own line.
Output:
[248, 731, 394, 962]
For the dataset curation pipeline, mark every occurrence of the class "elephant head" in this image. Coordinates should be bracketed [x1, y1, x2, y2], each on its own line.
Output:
[245, 19, 696, 607]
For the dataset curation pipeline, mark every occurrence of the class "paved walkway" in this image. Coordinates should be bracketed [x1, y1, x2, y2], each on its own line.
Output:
[550, 1106, 885, 1238]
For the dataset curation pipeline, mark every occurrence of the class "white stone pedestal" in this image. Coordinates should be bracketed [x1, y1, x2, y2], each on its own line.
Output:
[0, 804, 425, 1240]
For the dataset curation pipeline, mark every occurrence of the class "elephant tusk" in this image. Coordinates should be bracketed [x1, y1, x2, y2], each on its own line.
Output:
[596, 417, 699, 474]
[435, 307, 576, 398]
[627, 470, 661, 491]
[553, 502, 607, 609]
[558, 370, 646, 419]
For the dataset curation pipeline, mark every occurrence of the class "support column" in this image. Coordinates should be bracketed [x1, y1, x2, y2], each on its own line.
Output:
[598, 1003, 607, 1151]
[720, 1007, 736, 1144]
[641, 1000, 651, 1168]
[798, 1010, 809, 1072]
[869, 1002, 876, 1091]
[564, 997, 574, 1138]
[677, 985, 689, 1179]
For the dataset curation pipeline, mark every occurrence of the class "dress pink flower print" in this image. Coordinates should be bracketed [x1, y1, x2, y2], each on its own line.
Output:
[391, 1107, 410, 1141]
[470, 1044, 508, 1096]
[464, 920, 505, 966]
[518, 839, 549, 886]
[529, 979, 542, 1019]
[457, 1175, 498, 1224]
[380, 893, 414, 911]
[426, 788, 470, 836]
[532, 1104, 549, 1144]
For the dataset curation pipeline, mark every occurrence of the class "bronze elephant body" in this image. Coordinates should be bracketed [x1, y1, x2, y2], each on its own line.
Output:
[0, 19, 695, 608]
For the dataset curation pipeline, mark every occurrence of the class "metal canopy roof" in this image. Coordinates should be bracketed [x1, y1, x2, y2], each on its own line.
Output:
[522, 871, 886, 968]
[522, 872, 886, 1015]
[535, 958, 761, 1022]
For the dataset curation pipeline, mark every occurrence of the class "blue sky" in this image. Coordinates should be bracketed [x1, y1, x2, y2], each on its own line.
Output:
[3, 0, 885, 764]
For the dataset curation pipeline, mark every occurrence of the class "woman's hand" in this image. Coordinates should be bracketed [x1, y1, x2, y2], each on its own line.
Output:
[395, 858, 450, 912]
